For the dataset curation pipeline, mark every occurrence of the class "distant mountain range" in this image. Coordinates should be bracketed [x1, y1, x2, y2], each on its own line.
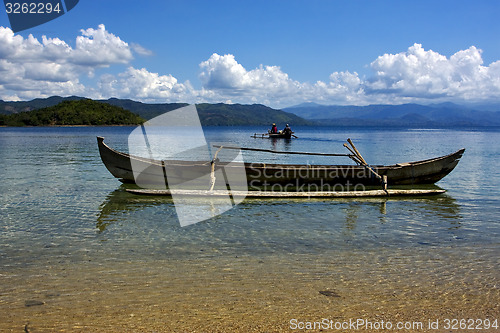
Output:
[284, 102, 500, 127]
[2, 96, 500, 127]
[0, 96, 311, 126]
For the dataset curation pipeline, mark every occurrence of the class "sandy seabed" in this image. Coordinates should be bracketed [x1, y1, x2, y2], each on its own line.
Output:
[1, 246, 499, 333]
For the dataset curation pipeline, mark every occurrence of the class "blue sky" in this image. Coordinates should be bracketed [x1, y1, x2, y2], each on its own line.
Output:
[1, 0, 500, 108]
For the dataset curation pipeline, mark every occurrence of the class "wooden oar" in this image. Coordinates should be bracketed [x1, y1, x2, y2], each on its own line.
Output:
[347, 138, 367, 164]
[345, 139, 388, 193]
[343, 143, 363, 165]
[291, 134, 299, 138]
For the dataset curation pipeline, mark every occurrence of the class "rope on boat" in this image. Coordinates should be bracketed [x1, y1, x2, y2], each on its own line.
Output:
[209, 146, 224, 191]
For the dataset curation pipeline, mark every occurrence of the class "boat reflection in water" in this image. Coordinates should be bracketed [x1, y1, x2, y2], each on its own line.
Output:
[96, 184, 462, 236]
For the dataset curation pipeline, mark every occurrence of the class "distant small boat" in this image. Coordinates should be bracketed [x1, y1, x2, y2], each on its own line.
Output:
[251, 129, 296, 139]
[97, 136, 464, 187]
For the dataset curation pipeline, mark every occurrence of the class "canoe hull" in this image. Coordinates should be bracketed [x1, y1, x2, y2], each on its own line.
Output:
[97, 137, 464, 187]
[268, 132, 292, 139]
[252, 132, 293, 139]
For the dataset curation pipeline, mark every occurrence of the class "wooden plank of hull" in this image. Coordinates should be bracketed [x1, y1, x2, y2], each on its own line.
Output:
[126, 188, 446, 197]
[97, 137, 464, 186]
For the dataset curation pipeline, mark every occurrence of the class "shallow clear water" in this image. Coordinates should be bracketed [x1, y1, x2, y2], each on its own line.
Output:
[0, 126, 499, 331]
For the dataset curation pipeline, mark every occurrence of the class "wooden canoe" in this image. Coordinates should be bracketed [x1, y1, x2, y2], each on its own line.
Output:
[97, 136, 464, 187]
[251, 132, 294, 139]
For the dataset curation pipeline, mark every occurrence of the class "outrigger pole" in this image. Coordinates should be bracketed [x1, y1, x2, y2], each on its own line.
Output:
[213, 138, 389, 193]
[212, 145, 354, 158]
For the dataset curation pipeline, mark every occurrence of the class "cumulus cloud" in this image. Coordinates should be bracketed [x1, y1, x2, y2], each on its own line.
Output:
[197, 47, 500, 106]
[199, 53, 248, 90]
[0, 24, 134, 99]
[72, 24, 133, 67]
[310, 71, 366, 104]
[198, 53, 305, 105]
[367, 43, 500, 102]
[2, 23, 500, 108]
[98, 67, 194, 102]
[198, 54, 375, 106]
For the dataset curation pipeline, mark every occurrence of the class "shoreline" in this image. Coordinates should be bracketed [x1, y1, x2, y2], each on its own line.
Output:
[2, 124, 500, 129]
[0, 124, 138, 128]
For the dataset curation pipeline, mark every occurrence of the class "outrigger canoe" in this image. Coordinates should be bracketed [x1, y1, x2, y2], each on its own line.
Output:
[97, 136, 464, 188]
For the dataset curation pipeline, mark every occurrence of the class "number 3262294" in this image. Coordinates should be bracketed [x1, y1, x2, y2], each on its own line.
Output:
[443, 319, 498, 330]
[5, 2, 62, 14]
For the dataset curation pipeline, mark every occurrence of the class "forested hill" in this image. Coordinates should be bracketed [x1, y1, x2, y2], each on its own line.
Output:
[196, 103, 310, 126]
[98, 99, 310, 125]
[0, 97, 311, 126]
[0, 99, 145, 126]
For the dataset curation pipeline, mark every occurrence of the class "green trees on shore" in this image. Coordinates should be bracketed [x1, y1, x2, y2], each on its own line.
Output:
[0, 99, 144, 126]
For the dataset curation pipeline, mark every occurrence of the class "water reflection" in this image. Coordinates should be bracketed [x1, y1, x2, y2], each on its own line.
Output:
[268, 137, 293, 151]
[97, 185, 462, 236]
[96, 185, 175, 232]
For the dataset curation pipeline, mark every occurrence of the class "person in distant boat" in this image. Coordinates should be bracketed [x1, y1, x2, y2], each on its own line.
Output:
[270, 123, 278, 134]
[283, 124, 292, 135]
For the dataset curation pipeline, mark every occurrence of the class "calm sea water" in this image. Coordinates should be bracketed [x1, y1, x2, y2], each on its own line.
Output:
[0, 126, 499, 331]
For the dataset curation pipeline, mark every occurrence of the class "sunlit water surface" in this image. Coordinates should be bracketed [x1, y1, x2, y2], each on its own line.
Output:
[0, 126, 499, 332]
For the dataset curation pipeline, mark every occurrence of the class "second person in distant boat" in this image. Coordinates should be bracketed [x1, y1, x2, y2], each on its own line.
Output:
[283, 124, 292, 135]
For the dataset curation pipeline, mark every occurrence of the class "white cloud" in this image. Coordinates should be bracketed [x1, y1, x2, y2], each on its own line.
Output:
[198, 54, 374, 106]
[367, 43, 500, 103]
[98, 67, 194, 103]
[130, 42, 154, 56]
[0, 24, 134, 100]
[199, 53, 300, 93]
[96, 48, 500, 106]
[2, 24, 500, 108]
[310, 71, 365, 104]
[198, 53, 305, 105]
[199, 53, 247, 90]
[195, 47, 500, 106]
[72, 24, 133, 67]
